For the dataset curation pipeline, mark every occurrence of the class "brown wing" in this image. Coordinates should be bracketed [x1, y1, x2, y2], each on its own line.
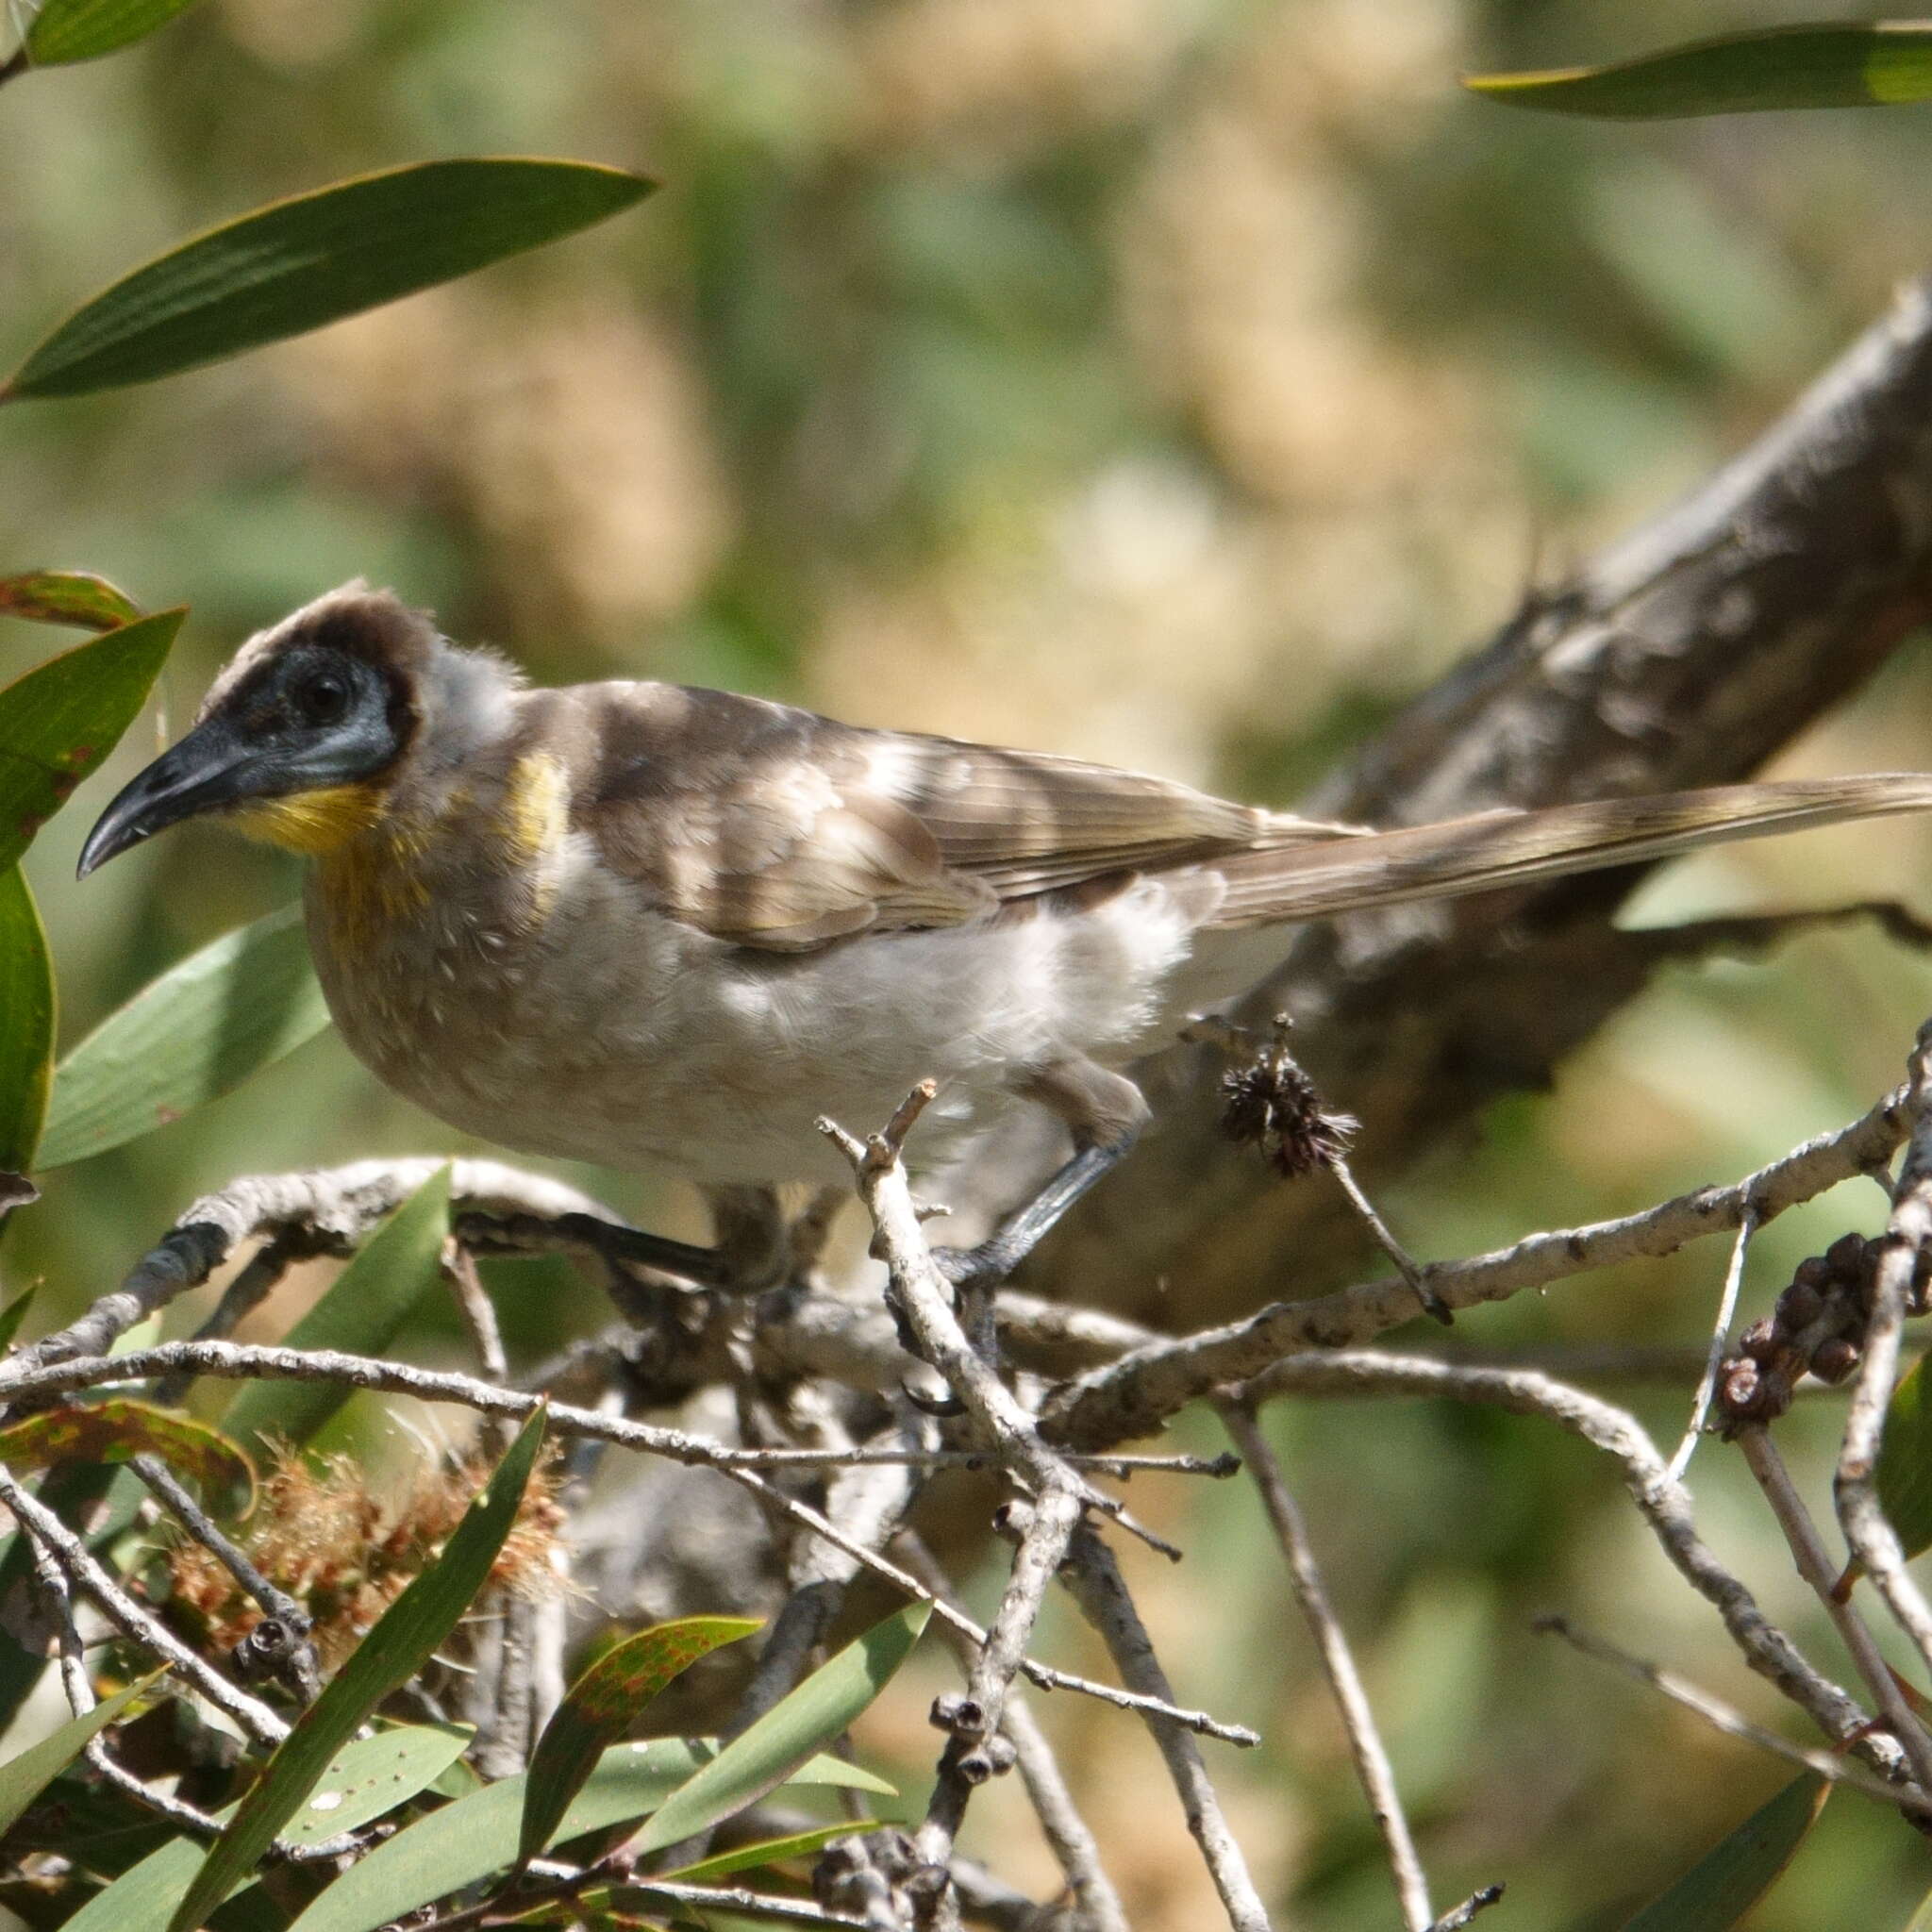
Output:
[556, 681, 1358, 950]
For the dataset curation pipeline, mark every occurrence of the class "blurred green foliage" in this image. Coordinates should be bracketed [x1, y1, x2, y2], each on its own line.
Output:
[7, 0, 1932, 1925]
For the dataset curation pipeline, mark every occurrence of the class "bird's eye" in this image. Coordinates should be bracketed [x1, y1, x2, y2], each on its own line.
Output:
[295, 672, 350, 727]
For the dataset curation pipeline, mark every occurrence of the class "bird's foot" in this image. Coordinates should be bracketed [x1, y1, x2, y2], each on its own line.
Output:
[929, 1236, 1025, 1292]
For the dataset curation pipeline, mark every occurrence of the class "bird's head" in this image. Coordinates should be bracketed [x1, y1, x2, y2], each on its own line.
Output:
[78, 583, 454, 875]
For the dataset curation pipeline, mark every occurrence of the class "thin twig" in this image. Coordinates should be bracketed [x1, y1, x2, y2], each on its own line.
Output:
[1230, 1350, 1909, 1785]
[1325, 1149, 1448, 1324]
[7, 1158, 624, 1386]
[0, 1337, 1257, 1743]
[1060, 1523, 1272, 1932]
[131, 1452, 319, 1701]
[1735, 1424, 1932, 1794]
[1669, 1205, 1757, 1483]
[1046, 1082, 1911, 1451]
[1537, 1613, 1930, 1812]
[1219, 1401, 1430, 1930]
[14, 1501, 226, 1841]
[1425, 1886, 1506, 1932]
[1837, 1024, 1932, 1681]
[0, 1463, 287, 1746]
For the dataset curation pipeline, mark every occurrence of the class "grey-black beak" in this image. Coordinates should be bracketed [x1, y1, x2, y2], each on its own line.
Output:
[76, 718, 259, 879]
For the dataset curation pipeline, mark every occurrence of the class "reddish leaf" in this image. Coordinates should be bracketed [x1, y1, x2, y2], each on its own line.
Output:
[0, 1399, 255, 1510]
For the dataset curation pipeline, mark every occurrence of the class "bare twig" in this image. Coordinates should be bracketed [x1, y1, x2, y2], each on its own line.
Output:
[1837, 1024, 1932, 1680]
[1425, 1886, 1506, 1932]
[14, 1501, 226, 1841]
[1046, 1082, 1910, 1451]
[1734, 1424, 1932, 1792]
[131, 1452, 320, 1702]
[1538, 1613, 1930, 1813]
[1218, 1401, 1430, 1930]
[0, 1463, 287, 1746]
[1228, 1350, 1908, 1784]
[1061, 1523, 1272, 1932]
[8, 1158, 624, 1386]
[1669, 1206, 1757, 1483]
[0, 1337, 1257, 1743]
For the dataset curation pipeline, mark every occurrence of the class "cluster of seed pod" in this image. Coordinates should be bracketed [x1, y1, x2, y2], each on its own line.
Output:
[1716, 1232, 1924, 1429]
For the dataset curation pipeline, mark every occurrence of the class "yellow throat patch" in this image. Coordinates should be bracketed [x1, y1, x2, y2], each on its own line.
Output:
[224, 783, 387, 856]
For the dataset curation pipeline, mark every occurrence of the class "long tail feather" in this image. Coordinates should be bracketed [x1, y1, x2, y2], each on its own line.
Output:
[1210, 774, 1932, 926]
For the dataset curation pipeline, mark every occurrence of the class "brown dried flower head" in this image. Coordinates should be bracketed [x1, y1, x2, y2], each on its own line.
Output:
[1218, 1026, 1357, 1179]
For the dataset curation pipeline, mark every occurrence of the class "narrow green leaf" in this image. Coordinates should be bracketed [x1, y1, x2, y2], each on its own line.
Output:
[629, 1602, 928, 1861]
[7, 158, 654, 402]
[63, 1836, 205, 1932]
[59, 1724, 471, 1931]
[0, 871, 52, 1174]
[520, 1616, 762, 1868]
[0, 572, 143, 632]
[221, 1166, 450, 1451]
[1876, 1353, 1932, 1561]
[1465, 24, 1932, 120]
[0, 1674, 161, 1835]
[0, 608, 179, 872]
[24, 0, 204, 64]
[287, 1740, 893, 1932]
[38, 902, 330, 1170]
[1622, 1774, 1828, 1930]
[0, 1399, 255, 1509]
[165, 1409, 546, 1932]
[1906, 1878, 1932, 1930]
[0, 1284, 37, 1351]
[660, 1821, 872, 1885]
[278, 1724, 474, 1847]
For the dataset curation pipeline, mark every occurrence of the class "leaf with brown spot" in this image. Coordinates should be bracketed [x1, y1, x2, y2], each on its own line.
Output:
[0, 573, 142, 633]
[0, 1399, 255, 1511]
[517, 1615, 761, 1869]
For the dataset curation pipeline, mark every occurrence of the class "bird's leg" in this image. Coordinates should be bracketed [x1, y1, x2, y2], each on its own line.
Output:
[931, 1134, 1138, 1291]
[701, 1184, 792, 1291]
[460, 1208, 739, 1291]
[932, 1058, 1147, 1291]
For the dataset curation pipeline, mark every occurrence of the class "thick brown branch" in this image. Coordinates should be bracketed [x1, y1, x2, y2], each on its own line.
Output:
[1037, 279, 1932, 1323]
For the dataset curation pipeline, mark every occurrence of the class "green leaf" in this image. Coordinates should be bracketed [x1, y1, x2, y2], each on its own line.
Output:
[1907, 1879, 1932, 1931]
[220, 1166, 451, 1452]
[0, 871, 53, 1174]
[1876, 1353, 1932, 1562]
[277, 1724, 474, 1847]
[6, 158, 655, 402]
[287, 1740, 893, 1932]
[629, 1602, 928, 1861]
[0, 572, 143, 633]
[165, 1409, 546, 1932]
[0, 1285, 37, 1352]
[1622, 1774, 1828, 1930]
[0, 608, 179, 873]
[63, 1837, 206, 1932]
[0, 1673, 160, 1836]
[59, 1724, 471, 1932]
[660, 1820, 872, 1885]
[24, 0, 205, 64]
[0, 1399, 254, 1509]
[38, 902, 330, 1170]
[520, 1616, 762, 1868]
[1465, 24, 1932, 120]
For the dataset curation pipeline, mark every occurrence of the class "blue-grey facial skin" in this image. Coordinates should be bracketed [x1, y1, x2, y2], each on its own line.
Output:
[76, 646, 400, 878]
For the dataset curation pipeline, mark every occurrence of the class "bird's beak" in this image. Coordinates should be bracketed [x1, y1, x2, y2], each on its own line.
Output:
[77, 716, 263, 878]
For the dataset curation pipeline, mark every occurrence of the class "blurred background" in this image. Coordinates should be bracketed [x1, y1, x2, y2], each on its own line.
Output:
[7, 0, 1932, 1924]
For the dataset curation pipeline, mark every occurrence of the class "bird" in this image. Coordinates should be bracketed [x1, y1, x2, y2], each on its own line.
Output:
[76, 582, 1932, 1290]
